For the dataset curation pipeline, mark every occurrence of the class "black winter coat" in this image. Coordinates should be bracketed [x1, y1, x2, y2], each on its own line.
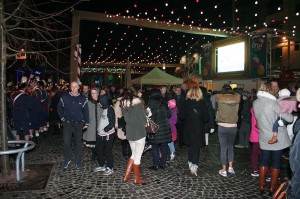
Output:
[148, 93, 171, 145]
[180, 99, 209, 147]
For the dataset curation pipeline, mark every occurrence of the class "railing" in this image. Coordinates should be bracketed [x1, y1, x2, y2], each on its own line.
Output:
[0, 140, 35, 181]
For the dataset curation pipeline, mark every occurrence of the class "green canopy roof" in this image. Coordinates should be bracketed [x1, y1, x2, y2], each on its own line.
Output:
[131, 67, 182, 85]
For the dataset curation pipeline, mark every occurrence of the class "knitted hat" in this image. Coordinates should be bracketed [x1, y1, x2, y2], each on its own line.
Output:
[168, 99, 176, 109]
[242, 91, 251, 99]
[278, 89, 291, 98]
[91, 88, 99, 94]
[278, 89, 291, 101]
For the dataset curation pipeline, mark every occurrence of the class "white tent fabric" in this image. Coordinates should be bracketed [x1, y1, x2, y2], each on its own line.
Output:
[131, 67, 182, 85]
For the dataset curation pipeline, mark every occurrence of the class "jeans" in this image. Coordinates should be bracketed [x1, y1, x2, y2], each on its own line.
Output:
[260, 149, 282, 169]
[251, 142, 261, 172]
[218, 126, 237, 166]
[168, 142, 175, 153]
[63, 121, 83, 164]
[152, 143, 168, 166]
[95, 133, 115, 169]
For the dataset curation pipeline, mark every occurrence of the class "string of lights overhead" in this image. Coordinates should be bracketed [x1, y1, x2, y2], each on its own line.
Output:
[78, 0, 299, 73]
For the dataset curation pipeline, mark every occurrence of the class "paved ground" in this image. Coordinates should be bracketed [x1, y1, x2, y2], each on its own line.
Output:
[0, 131, 289, 199]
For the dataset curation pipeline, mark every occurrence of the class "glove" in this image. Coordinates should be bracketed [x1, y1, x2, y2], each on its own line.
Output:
[82, 125, 89, 132]
[210, 128, 215, 133]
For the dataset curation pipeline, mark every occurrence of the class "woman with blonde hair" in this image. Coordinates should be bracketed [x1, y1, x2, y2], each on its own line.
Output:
[180, 86, 209, 176]
[253, 81, 293, 196]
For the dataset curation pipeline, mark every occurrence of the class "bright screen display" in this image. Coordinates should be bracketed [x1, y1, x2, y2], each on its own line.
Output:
[216, 42, 245, 73]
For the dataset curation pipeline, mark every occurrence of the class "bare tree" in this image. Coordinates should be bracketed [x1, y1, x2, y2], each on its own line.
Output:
[0, 0, 81, 177]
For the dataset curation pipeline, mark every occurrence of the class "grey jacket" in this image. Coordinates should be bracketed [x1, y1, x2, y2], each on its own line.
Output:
[253, 91, 293, 150]
[83, 101, 102, 147]
[121, 97, 147, 141]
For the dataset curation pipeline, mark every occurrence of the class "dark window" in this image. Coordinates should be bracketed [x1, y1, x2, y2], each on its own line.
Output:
[295, 3, 300, 13]
[295, 42, 300, 51]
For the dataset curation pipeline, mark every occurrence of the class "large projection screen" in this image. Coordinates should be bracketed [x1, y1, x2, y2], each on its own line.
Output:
[216, 42, 245, 73]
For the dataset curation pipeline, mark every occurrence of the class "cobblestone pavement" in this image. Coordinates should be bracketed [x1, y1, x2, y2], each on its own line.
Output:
[1, 131, 289, 199]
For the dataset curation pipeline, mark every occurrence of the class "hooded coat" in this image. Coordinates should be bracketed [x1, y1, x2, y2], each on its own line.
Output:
[147, 92, 172, 145]
[180, 99, 209, 146]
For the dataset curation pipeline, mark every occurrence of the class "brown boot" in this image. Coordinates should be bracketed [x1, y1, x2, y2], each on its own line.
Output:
[259, 166, 268, 194]
[133, 164, 146, 185]
[123, 158, 134, 182]
[269, 168, 280, 196]
[268, 135, 278, 144]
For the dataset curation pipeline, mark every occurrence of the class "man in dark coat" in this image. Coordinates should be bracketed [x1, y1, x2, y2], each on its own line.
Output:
[57, 81, 89, 169]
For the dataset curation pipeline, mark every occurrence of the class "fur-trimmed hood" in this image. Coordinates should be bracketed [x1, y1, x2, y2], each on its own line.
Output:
[216, 93, 240, 104]
[121, 97, 142, 108]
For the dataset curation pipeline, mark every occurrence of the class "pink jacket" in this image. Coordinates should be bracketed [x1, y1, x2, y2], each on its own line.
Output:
[249, 107, 259, 143]
[169, 108, 177, 142]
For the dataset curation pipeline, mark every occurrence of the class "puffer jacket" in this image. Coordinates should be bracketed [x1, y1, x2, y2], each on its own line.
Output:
[147, 92, 171, 145]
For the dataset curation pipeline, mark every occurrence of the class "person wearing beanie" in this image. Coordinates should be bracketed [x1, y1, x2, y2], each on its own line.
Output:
[268, 89, 297, 144]
[235, 91, 252, 149]
[83, 88, 101, 163]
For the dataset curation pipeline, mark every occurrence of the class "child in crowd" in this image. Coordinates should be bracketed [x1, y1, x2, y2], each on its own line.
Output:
[168, 99, 177, 161]
[268, 89, 297, 144]
[94, 94, 116, 175]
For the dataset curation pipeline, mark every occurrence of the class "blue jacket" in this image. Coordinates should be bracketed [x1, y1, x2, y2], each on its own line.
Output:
[57, 92, 89, 125]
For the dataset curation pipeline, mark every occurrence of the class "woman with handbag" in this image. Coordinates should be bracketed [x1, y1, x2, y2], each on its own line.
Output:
[147, 89, 172, 170]
[179, 86, 209, 176]
[121, 87, 147, 184]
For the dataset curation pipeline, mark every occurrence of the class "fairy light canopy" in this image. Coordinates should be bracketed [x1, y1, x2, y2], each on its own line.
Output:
[76, 0, 299, 74]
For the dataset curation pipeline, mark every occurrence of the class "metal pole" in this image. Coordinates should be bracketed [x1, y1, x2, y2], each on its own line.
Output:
[0, 0, 10, 177]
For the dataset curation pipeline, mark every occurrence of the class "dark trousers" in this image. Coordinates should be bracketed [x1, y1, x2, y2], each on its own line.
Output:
[251, 142, 261, 172]
[188, 143, 201, 165]
[152, 143, 168, 166]
[63, 121, 83, 164]
[176, 122, 184, 146]
[95, 133, 115, 169]
[238, 122, 251, 147]
[260, 149, 282, 169]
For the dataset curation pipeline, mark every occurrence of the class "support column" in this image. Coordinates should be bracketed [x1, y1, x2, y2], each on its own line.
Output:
[70, 11, 80, 82]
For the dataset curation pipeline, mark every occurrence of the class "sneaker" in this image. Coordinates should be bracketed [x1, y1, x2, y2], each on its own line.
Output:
[188, 161, 192, 168]
[266, 177, 271, 182]
[170, 152, 175, 161]
[228, 167, 235, 175]
[251, 171, 259, 177]
[190, 164, 198, 176]
[234, 144, 244, 149]
[93, 166, 107, 172]
[103, 167, 114, 175]
[219, 169, 227, 177]
[143, 144, 152, 153]
[75, 163, 84, 169]
[63, 160, 71, 169]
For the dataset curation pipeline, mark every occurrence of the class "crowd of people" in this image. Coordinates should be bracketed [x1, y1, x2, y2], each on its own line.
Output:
[6, 77, 300, 198]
